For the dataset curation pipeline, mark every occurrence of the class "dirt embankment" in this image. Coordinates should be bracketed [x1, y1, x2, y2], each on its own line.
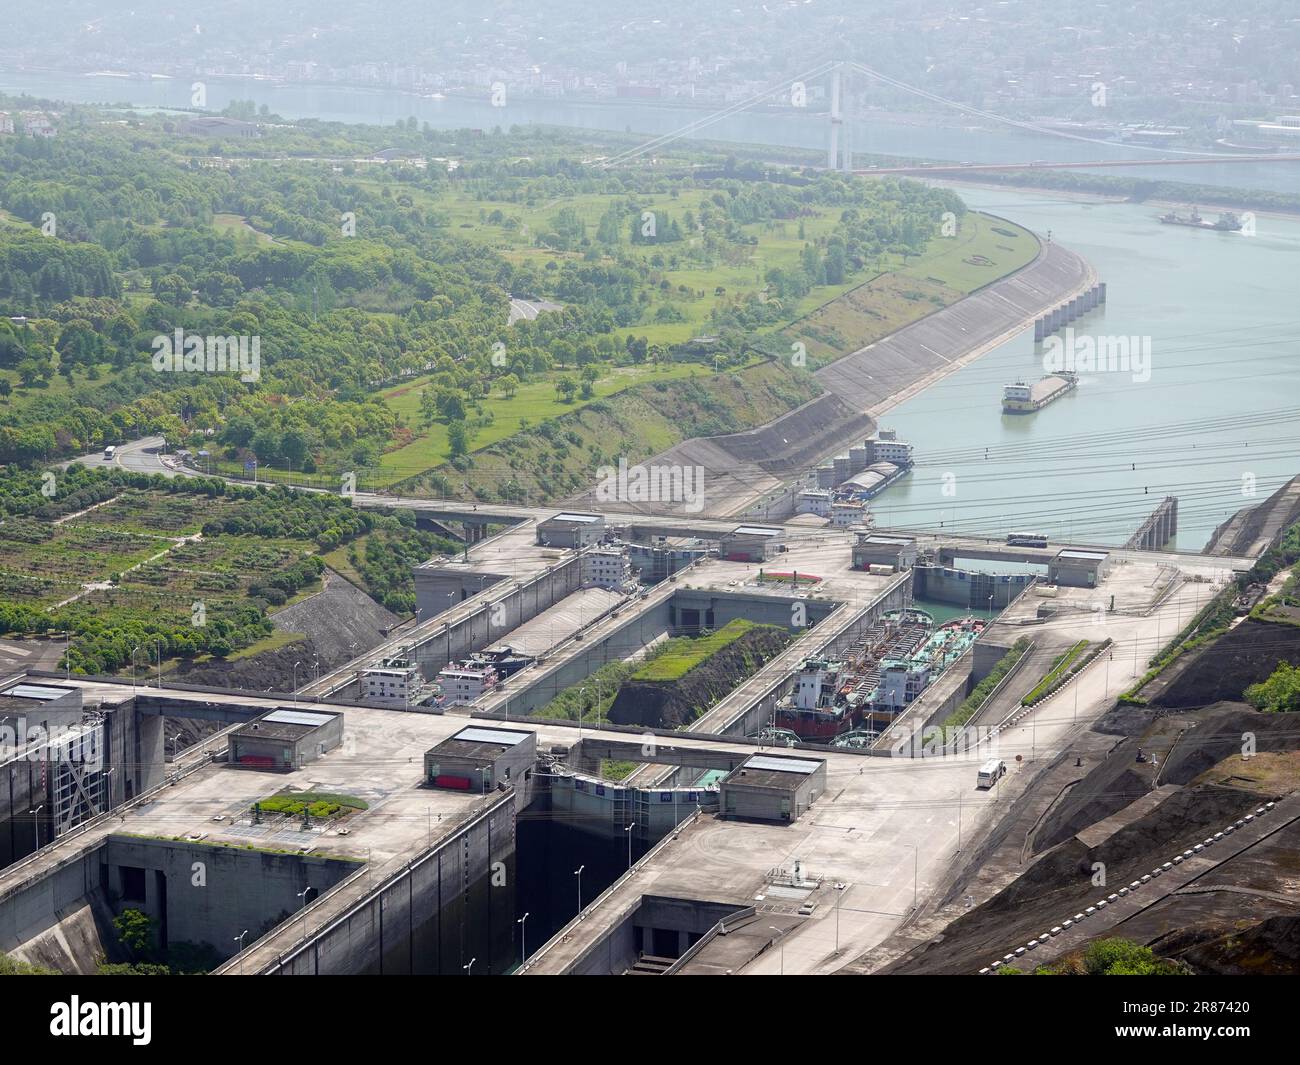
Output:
[1035, 702, 1295, 853]
[881, 699, 1300, 975]
[884, 781, 1269, 975]
[169, 568, 399, 692]
[1149, 619, 1300, 710]
[1165, 914, 1300, 975]
[607, 626, 791, 729]
[1204, 474, 1300, 558]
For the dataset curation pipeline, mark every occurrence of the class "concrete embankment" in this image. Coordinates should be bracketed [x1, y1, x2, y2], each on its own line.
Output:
[571, 239, 1094, 519]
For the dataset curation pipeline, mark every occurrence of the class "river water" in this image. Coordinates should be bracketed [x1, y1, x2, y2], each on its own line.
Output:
[871, 187, 1300, 551]
[5, 72, 1297, 550]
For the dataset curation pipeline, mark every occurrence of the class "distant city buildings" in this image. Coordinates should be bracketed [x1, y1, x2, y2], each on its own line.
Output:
[0, 111, 57, 137]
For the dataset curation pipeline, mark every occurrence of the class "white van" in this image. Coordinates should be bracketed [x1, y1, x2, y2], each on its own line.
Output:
[977, 759, 1006, 789]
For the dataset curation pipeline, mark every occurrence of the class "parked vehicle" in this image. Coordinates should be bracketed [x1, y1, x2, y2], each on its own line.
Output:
[977, 758, 1007, 789]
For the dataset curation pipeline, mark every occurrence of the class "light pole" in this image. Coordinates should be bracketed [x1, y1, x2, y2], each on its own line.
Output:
[32, 804, 44, 852]
[234, 929, 248, 974]
[296, 886, 313, 943]
[517, 912, 529, 966]
[768, 925, 786, 975]
[155, 640, 163, 688]
[131, 645, 141, 690]
[905, 843, 918, 911]
[833, 883, 847, 954]
[292, 661, 303, 702]
[625, 821, 636, 871]
[463, 957, 477, 976]
[445, 592, 455, 663]
[574, 864, 585, 917]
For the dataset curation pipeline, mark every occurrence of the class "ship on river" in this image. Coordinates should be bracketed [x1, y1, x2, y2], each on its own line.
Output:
[1002, 372, 1077, 414]
[1158, 206, 1243, 232]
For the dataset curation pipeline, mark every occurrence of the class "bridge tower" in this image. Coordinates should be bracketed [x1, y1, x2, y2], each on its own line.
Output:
[827, 64, 853, 172]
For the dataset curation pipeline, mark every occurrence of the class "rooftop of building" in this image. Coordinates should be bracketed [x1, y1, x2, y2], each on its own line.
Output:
[430, 726, 535, 763]
[544, 512, 603, 524]
[232, 707, 339, 742]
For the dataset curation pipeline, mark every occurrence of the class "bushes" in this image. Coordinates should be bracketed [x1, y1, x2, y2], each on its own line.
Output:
[1244, 661, 1300, 713]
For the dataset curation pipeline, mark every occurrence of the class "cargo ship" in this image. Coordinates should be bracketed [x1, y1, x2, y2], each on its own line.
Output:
[1158, 206, 1243, 232]
[1002, 372, 1077, 414]
[773, 610, 984, 741]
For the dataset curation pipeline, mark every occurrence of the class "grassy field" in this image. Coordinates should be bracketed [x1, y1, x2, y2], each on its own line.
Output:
[782, 211, 1038, 367]
[211, 213, 278, 246]
[359, 181, 883, 347]
[375, 359, 709, 484]
[632, 618, 759, 681]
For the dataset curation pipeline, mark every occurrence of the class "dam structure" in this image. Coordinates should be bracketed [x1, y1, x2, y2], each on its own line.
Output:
[0, 499, 1253, 975]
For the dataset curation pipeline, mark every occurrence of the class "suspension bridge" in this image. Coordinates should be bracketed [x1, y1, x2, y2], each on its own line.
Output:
[596, 59, 1300, 175]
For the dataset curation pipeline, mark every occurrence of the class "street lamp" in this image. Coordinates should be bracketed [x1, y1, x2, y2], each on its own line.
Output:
[32, 804, 44, 851]
[131, 645, 141, 690]
[296, 886, 314, 943]
[463, 957, 477, 976]
[517, 912, 529, 966]
[768, 925, 787, 975]
[625, 821, 636, 871]
[234, 929, 248, 974]
[574, 864, 585, 917]
[292, 661, 303, 702]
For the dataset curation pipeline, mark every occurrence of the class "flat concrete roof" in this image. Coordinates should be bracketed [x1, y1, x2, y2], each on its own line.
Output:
[263, 708, 336, 727]
[451, 726, 533, 748]
[544, 512, 602, 524]
[233, 708, 336, 741]
[730, 525, 783, 537]
[1055, 549, 1109, 562]
[2, 682, 75, 702]
[742, 755, 823, 776]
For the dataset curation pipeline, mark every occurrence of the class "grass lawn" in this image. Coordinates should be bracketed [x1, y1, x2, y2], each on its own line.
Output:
[632, 618, 760, 681]
[211, 213, 278, 246]
[374, 359, 710, 484]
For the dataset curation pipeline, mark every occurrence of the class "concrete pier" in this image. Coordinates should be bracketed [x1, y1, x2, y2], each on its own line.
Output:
[1125, 496, 1179, 551]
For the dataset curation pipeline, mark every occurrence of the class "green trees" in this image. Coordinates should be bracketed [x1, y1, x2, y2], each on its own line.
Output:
[1245, 661, 1300, 713]
[1076, 938, 1188, 976]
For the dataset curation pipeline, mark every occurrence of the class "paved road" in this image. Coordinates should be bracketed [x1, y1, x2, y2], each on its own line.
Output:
[69, 440, 1258, 569]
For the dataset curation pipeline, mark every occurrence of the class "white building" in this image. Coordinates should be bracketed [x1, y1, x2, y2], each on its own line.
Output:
[22, 114, 56, 138]
[362, 658, 422, 707]
[831, 501, 868, 528]
[437, 664, 498, 704]
[581, 544, 635, 591]
[0, 112, 13, 135]
[796, 490, 832, 517]
[868, 437, 914, 466]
